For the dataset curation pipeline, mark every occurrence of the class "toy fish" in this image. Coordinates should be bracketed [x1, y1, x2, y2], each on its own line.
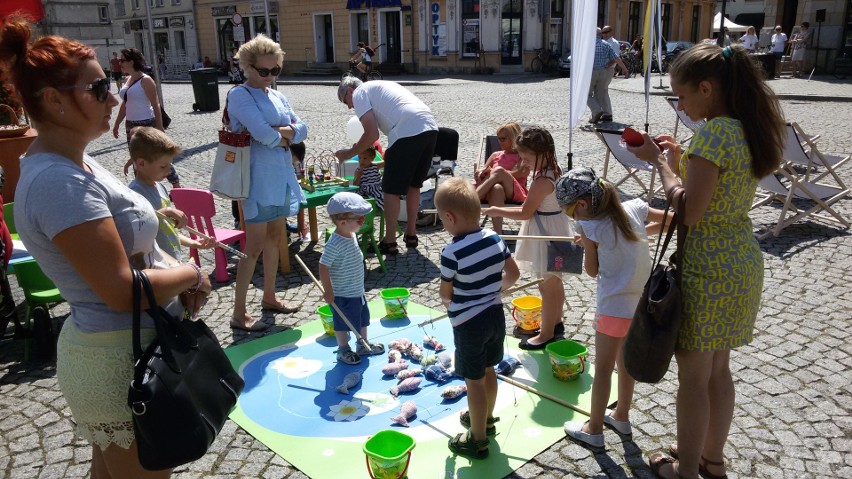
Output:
[388, 350, 402, 363]
[335, 371, 362, 395]
[422, 334, 446, 351]
[381, 360, 409, 376]
[391, 400, 417, 427]
[396, 368, 422, 381]
[441, 384, 468, 400]
[495, 357, 522, 376]
[420, 352, 438, 367]
[390, 377, 422, 397]
[437, 352, 453, 369]
[406, 343, 423, 362]
[389, 338, 412, 352]
[424, 364, 452, 383]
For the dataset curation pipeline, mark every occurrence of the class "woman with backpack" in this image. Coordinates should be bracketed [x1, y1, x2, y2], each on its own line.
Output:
[350, 42, 375, 78]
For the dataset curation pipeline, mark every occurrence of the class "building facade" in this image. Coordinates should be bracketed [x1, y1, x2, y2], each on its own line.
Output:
[36, 0, 126, 71]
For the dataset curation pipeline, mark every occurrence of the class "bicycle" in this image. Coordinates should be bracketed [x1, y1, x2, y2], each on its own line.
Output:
[341, 61, 383, 82]
[531, 48, 560, 74]
[620, 51, 643, 77]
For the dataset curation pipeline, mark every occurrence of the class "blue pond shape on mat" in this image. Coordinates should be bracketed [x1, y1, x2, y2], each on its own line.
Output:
[237, 316, 468, 438]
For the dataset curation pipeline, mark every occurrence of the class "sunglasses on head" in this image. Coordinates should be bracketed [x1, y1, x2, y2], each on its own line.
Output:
[252, 65, 281, 77]
[59, 77, 112, 102]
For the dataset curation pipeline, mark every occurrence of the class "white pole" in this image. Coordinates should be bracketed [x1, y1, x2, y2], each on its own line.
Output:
[143, 0, 165, 110]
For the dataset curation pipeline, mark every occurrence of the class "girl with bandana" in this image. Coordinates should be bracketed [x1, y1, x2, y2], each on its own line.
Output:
[556, 167, 670, 449]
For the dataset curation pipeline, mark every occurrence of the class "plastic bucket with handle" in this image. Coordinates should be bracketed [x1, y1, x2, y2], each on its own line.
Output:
[363, 429, 416, 479]
[545, 340, 588, 382]
[316, 305, 335, 336]
[380, 288, 410, 319]
[511, 295, 542, 332]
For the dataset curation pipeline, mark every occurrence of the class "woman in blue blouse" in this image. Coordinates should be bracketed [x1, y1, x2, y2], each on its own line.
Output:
[228, 35, 308, 331]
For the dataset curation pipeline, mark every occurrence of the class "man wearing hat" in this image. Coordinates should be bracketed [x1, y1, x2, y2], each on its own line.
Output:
[320, 192, 385, 365]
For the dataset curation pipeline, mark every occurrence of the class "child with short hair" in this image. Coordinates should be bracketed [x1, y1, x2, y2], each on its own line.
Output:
[127, 127, 213, 262]
[353, 146, 384, 210]
[556, 167, 669, 449]
[319, 192, 385, 365]
[436, 177, 520, 459]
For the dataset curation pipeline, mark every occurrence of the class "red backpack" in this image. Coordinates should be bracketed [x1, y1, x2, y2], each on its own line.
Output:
[365, 45, 376, 57]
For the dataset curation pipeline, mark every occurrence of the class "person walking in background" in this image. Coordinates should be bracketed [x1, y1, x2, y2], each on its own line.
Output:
[1, 14, 212, 477]
[436, 177, 519, 459]
[109, 51, 122, 91]
[771, 26, 788, 76]
[627, 44, 785, 479]
[228, 34, 307, 331]
[738, 26, 758, 53]
[588, 28, 628, 124]
[335, 77, 438, 256]
[790, 22, 811, 78]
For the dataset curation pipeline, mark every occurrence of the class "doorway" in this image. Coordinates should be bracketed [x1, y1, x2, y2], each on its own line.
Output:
[383, 11, 401, 63]
[501, 0, 523, 65]
[313, 14, 335, 63]
[154, 32, 169, 55]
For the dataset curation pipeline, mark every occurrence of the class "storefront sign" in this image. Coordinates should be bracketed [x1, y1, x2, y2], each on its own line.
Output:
[153, 18, 167, 29]
[169, 16, 184, 27]
[431, 3, 446, 56]
[250, 2, 278, 13]
[212, 6, 236, 16]
[128, 19, 143, 31]
[346, 0, 403, 9]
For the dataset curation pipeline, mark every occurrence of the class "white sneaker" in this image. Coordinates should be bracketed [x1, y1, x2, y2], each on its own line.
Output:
[603, 409, 632, 435]
[564, 421, 604, 448]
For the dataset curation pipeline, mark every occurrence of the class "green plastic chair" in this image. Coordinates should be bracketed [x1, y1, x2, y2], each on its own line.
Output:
[3, 202, 18, 241]
[13, 259, 63, 359]
[325, 198, 386, 273]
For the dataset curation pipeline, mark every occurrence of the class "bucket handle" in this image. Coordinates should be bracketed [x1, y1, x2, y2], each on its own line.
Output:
[511, 305, 518, 322]
[578, 354, 586, 375]
[396, 297, 408, 317]
[365, 451, 412, 479]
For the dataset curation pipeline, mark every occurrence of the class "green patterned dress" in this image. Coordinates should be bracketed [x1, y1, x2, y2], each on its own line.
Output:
[678, 117, 763, 351]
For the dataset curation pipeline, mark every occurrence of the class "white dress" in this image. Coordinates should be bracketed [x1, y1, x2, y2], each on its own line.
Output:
[514, 171, 575, 278]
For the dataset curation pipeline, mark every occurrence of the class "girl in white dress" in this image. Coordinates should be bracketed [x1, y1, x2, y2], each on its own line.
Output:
[482, 126, 574, 349]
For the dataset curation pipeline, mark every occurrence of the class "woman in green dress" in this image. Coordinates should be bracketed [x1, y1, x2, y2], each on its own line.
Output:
[628, 44, 785, 479]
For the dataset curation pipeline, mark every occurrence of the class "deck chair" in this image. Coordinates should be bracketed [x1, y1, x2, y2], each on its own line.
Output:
[595, 128, 660, 202]
[785, 122, 849, 190]
[751, 166, 850, 239]
[170, 188, 247, 282]
[665, 97, 705, 143]
[477, 135, 526, 230]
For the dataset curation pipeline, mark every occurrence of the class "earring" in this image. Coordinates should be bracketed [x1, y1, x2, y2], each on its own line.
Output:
[59, 108, 65, 115]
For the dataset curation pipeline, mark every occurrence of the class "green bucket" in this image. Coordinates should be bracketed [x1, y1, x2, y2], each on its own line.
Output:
[545, 340, 588, 382]
[380, 288, 410, 319]
[363, 429, 416, 479]
[316, 305, 335, 336]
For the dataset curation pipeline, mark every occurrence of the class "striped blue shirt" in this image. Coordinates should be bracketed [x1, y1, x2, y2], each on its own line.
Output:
[593, 38, 618, 69]
[440, 228, 510, 327]
[320, 232, 364, 298]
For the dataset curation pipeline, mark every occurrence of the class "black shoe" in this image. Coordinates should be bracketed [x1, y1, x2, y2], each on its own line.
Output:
[513, 325, 540, 338]
[518, 336, 556, 351]
[600, 115, 613, 122]
[554, 322, 565, 337]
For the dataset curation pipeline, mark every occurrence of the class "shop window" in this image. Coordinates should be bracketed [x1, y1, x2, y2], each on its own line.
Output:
[253, 15, 279, 42]
[691, 5, 701, 43]
[350, 12, 369, 50]
[462, 0, 480, 57]
[628, 1, 641, 44]
[661, 3, 672, 41]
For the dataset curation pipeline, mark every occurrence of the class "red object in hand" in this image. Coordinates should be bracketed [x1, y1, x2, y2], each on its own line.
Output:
[621, 127, 645, 147]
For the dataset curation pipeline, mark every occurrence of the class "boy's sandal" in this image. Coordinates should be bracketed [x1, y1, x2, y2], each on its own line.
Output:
[403, 234, 419, 248]
[448, 432, 489, 460]
[459, 411, 499, 435]
[648, 453, 686, 479]
[378, 241, 399, 256]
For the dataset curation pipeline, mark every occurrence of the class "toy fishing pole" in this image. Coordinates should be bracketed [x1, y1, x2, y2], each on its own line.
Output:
[156, 211, 247, 259]
[497, 374, 591, 417]
[416, 278, 543, 327]
[498, 234, 576, 242]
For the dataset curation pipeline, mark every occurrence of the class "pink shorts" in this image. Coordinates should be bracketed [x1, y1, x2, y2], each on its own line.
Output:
[594, 313, 632, 338]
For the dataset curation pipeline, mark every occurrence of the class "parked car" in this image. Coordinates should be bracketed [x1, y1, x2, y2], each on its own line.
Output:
[662, 41, 695, 72]
[557, 51, 571, 77]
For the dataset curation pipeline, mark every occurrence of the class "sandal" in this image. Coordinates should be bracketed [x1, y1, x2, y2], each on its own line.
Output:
[667, 446, 728, 479]
[378, 241, 399, 256]
[649, 453, 685, 478]
[403, 234, 419, 248]
[459, 411, 499, 435]
[448, 431, 489, 459]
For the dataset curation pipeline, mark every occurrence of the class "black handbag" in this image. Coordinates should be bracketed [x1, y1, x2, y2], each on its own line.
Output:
[160, 106, 171, 129]
[622, 190, 686, 384]
[128, 270, 244, 471]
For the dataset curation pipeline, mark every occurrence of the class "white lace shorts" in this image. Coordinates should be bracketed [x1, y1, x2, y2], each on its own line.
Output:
[56, 319, 155, 451]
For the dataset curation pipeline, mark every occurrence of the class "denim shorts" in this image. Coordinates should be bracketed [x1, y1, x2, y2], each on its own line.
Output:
[452, 304, 506, 380]
[245, 204, 289, 224]
[332, 295, 370, 332]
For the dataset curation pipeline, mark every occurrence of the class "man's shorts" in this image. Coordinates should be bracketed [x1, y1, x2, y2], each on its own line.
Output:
[452, 304, 505, 380]
[382, 129, 439, 196]
[332, 295, 370, 332]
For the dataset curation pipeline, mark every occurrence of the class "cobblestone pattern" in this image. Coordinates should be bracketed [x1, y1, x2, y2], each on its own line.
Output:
[1, 75, 850, 479]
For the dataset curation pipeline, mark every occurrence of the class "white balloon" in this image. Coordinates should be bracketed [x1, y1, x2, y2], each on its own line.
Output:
[345, 116, 364, 144]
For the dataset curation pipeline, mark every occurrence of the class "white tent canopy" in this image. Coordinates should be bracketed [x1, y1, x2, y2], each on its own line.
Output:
[714, 13, 749, 33]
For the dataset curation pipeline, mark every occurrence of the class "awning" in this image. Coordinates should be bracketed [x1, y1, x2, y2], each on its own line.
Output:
[713, 13, 748, 33]
[0, 0, 46, 22]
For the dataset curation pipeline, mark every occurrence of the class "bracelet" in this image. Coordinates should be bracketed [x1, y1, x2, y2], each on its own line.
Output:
[184, 262, 203, 294]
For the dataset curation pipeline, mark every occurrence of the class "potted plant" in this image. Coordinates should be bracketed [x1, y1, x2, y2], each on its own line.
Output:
[0, 70, 29, 138]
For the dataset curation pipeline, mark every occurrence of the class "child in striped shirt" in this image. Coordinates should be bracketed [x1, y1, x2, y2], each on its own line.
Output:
[436, 177, 520, 459]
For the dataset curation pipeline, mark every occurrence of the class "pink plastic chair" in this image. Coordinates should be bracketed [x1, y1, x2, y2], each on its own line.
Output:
[170, 188, 246, 282]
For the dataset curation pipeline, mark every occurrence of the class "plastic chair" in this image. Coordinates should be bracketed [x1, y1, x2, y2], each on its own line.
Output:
[324, 198, 386, 273]
[13, 259, 63, 360]
[3, 202, 18, 241]
[170, 188, 247, 282]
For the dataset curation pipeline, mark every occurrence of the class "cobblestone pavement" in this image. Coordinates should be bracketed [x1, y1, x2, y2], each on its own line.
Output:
[1, 74, 851, 479]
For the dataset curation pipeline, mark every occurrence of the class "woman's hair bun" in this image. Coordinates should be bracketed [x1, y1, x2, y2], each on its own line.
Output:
[0, 15, 33, 70]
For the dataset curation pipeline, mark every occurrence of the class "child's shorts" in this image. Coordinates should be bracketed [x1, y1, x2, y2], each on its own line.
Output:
[452, 304, 505, 380]
[594, 313, 632, 338]
[332, 295, 370, 332]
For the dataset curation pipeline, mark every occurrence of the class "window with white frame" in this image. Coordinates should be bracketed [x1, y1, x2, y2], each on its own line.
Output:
[133, 0, 140, 10]
[461, 0, 480, 57]
[98, 5, 109, 23]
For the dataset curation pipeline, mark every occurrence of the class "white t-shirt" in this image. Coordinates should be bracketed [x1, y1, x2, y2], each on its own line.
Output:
[575, 198, 652, 318]
[605, 37, 621, 56]
[740, 34, 758, 51]
[352, 80, 438, 148]
[771, 32, 788, 53]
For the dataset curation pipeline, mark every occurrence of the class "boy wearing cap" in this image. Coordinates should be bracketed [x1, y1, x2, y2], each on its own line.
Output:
[320, 192, 385, 365]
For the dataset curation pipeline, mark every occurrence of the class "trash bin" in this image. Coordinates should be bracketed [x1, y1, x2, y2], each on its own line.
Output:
[189, 68, 220, 112]
[751, 53, 776, 80]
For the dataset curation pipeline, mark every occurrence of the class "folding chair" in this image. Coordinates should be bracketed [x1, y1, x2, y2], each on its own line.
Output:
[751, 166, 850, 239]
[665, 97, 705, 143]
[785, 122, 849, 190]
[595, 128, 660, 202]
[477, 135, 525, 230]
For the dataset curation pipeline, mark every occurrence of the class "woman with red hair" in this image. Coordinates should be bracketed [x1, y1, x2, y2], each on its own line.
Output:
[0, 15, 211, 477]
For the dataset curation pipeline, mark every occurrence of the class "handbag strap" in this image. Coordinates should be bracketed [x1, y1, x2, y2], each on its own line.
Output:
[651, 187, 687, 269]
[120, 74, 145, 102]
[132, 269, 143, 360]
[222, 85, 258, 131]
[532, 212, 558, 248]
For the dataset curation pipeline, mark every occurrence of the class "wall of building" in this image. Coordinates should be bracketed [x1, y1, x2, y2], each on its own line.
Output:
[41, 0, 126, 70]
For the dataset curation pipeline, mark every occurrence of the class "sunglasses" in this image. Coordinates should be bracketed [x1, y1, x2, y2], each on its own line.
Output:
[60, 78, 112, 103]
[252, 65, 281, 77]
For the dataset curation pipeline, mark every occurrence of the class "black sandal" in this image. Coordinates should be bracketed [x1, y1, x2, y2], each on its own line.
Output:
[378, 241, 398, 256]
[448, 432, 489, 459]
[403, 234, 418, 248]
[459, 411, 499, 435]
[649, 453, 685, 478]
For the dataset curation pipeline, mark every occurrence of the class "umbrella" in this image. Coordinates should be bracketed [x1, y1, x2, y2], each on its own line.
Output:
[0, 0, 45, 22]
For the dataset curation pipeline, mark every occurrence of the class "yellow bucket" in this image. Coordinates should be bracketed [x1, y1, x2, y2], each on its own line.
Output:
[316, 305, 335, 336]
[380, 288, 410, 319]
[545, 340, 588, 382]
[511, 295, 542, 331]
[363, 429, 416, 479]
